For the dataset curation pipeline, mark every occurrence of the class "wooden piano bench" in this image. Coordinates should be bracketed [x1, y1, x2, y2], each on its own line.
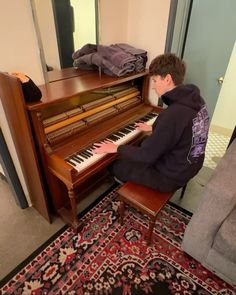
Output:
[117, 181, 174, 245]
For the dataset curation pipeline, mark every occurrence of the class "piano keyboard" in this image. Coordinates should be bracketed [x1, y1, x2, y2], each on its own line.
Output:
[65, 112, 158, 173]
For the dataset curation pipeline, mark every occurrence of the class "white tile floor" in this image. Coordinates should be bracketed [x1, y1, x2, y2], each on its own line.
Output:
[0, 130, 230, 280]
[204, 131, 229, 169]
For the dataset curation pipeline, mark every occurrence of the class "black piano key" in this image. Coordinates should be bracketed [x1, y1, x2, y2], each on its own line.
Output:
[74, 155, 84, 163]
[113, 132, 122, 138]
[142, 116, 150, 121]
[66, 159, 76, 166]
[139, 117, 145, 121]
[83, 150, 93, 157]
[145, 114, 153, 119]
[114, 134, 121, 140]
[107, 135, 117, 141]
[150, 112, 158, 117]
[110, 138, 118, 142]
[106, 135, 113, 141]
[75, 154, 84, 162]
[87, 147, 95, 154]
[86, 150, 94, 156]
[124, 127, 132, 133]
[79, 152, 89, 159]
[71, 156, 81, 163]
[119, 128, 129, 134]
[124, 127, 133, 133]
[126, 125, 135, 131]
[116, 131, 125, 137]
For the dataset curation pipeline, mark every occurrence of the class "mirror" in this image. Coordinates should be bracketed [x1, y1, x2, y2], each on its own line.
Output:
[31, 0, 99, 81]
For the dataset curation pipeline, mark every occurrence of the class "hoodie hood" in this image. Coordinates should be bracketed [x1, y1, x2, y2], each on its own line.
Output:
[161, 84, 204, 111]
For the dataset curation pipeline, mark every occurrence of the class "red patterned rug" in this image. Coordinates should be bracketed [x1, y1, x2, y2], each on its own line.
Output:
[0, 185, 234, 295]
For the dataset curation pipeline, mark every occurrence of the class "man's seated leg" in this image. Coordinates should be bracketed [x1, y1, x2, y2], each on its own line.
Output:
[109, 159, 180, 192]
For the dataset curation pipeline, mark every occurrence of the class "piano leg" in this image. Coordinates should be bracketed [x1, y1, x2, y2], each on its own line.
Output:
[68, 188, 80, 230]
[57, 188, 83, 232]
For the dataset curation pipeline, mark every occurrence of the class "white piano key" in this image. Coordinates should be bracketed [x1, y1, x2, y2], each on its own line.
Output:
[65, 113, 158, 173]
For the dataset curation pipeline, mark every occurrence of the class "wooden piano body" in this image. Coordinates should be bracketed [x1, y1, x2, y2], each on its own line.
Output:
[0, 68, 162, 230]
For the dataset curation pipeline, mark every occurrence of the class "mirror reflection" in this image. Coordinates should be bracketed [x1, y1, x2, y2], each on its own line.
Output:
[32, 0, 98, 73]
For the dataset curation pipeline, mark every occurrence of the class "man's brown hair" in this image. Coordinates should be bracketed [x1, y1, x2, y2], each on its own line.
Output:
[149, 53, 186, 85]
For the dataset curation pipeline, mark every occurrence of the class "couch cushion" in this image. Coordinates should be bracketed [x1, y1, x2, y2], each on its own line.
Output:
[213, 205, 236, 263]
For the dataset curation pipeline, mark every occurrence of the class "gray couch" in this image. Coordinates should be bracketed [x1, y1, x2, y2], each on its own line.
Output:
[182, 139, 236, 286]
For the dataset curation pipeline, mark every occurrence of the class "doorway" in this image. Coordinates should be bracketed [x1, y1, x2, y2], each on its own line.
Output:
[169, 0, 236, 120]
[52, 0, 98, 68]
[169, 0, 236, 136]
[32, 0, 99, 78]
[168, 0, 236, 173]
[52, 0, 75, 68]
[182, 0, 236, 120]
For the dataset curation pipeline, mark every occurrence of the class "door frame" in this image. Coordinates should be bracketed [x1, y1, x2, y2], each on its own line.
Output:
[0, 129, 28, 209]
[165, 0, 193, 57]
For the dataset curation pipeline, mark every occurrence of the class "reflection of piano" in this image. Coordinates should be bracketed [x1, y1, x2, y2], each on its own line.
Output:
[1, 68, 162, 229]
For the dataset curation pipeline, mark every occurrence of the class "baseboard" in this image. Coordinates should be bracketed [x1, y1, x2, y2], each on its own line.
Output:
[210, 125, 233, 136]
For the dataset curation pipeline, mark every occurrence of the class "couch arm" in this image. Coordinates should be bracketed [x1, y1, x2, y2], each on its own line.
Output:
[182, 139, 236, 262]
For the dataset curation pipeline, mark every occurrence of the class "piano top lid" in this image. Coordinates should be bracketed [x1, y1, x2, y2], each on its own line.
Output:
[47, 67, 90, 83]
[26, 69, 149, 111]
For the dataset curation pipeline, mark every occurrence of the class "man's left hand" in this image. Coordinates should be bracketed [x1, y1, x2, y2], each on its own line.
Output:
[93, 140, 118, 154]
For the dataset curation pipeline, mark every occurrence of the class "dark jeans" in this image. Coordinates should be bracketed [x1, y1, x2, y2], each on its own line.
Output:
[109, 158, 182, 193]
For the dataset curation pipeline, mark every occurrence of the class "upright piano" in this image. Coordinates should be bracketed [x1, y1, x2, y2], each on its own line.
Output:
[0, 69, 162, 230]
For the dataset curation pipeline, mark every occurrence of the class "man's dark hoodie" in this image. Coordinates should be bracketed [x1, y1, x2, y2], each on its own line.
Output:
[116, 84, 209, 192]
[21, 78, 42, 102]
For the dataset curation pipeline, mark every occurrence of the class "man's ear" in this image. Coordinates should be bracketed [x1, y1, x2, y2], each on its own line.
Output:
[165, 73, 174, 85]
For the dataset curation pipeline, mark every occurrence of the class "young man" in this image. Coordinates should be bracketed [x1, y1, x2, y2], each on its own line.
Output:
[93, 53, 209, 192]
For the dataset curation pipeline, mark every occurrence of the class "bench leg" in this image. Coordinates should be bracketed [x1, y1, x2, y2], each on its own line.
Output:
[147, 218, 155, 245]
[180, 184, 187, 199]
[119, 199, 125, 225]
